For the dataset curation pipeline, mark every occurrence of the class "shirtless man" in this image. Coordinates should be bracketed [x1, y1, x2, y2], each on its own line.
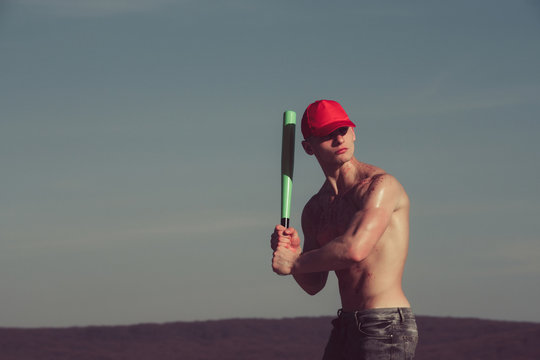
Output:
[271, 100, 418, 359]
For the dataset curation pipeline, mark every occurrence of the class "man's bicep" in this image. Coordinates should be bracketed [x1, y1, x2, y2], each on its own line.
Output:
[344, 177, 400, 260]
[339, 207, 392, 262]
[345, 207, 392, 239]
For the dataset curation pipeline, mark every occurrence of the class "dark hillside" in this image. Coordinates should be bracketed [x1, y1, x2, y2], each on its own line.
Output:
[1, 316, 539, 359]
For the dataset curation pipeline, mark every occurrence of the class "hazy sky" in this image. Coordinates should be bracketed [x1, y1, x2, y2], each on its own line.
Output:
[1, 0, 539, 327]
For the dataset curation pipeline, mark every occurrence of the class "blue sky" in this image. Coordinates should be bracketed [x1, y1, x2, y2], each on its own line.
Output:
[1, 0, 539, 327]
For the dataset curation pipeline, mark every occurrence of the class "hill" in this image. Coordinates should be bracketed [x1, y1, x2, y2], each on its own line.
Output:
[1, 316, 539, 359]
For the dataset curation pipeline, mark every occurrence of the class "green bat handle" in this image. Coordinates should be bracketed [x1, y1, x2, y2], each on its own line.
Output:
[281, 110, 296, 228]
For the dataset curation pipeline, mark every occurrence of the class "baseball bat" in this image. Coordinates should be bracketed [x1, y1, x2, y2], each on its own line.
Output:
[281, 110, 296, 228]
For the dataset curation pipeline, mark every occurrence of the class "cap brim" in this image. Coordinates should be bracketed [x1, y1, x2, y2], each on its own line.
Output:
[309, 120, 356, 138]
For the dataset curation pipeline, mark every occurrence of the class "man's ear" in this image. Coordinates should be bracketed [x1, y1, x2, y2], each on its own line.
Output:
[352, 128, 356, 141]
[302, 140, 314, 155]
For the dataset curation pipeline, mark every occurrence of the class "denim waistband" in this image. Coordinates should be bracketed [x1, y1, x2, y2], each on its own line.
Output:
[337, 307, 415, 322]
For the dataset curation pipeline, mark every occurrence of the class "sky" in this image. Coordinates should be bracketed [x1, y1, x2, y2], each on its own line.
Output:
[1, 0, 539, 327]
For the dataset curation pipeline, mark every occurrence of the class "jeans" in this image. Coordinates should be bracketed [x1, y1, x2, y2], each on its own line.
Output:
[322, 308, 418, 360]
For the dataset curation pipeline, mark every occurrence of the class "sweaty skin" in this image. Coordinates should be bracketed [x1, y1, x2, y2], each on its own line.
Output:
[271, 126, 411, 311]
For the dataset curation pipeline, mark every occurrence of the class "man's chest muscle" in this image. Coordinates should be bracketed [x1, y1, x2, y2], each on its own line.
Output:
[315, 195, 360, 246]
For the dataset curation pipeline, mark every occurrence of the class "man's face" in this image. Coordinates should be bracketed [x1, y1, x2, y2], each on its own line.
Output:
[302, 126, 356, 166]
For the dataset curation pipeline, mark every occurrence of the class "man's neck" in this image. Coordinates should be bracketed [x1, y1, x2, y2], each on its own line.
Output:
[323, 157, 366, 196]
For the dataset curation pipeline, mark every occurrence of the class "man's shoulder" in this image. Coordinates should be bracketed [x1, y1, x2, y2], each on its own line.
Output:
[301, 184, 330, 224]
[365, 173, 401, 191]
[352, 162, 394, 191]
[351, 171, 388, 194]
[353, 172, 408, 209]
[303, 192, 323, 215]
[304, 179, 332, 206]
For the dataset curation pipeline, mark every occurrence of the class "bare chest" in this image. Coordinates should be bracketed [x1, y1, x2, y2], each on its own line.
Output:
[315, 194, 360, 247]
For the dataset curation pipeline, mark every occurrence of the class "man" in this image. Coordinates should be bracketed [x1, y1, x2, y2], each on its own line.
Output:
[271, 100, 418, 359]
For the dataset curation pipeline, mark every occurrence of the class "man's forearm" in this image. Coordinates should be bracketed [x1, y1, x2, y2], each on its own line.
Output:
[292, 236, 359, 274]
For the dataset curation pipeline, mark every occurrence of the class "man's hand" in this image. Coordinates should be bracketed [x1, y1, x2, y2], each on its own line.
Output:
[271, 225, 301, 275]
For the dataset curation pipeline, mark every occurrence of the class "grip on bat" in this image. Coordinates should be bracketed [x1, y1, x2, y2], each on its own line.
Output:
[281, 110, 296, 228]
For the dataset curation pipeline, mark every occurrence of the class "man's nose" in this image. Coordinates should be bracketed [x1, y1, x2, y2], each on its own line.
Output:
[334, 134, 345, 144]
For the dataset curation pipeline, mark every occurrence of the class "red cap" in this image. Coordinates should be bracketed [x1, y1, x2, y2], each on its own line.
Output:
[301, 100, 356, 139]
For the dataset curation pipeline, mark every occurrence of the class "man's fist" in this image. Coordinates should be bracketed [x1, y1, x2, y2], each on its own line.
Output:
[271, 225, 301, 275]
[271, 225, 300, 250]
